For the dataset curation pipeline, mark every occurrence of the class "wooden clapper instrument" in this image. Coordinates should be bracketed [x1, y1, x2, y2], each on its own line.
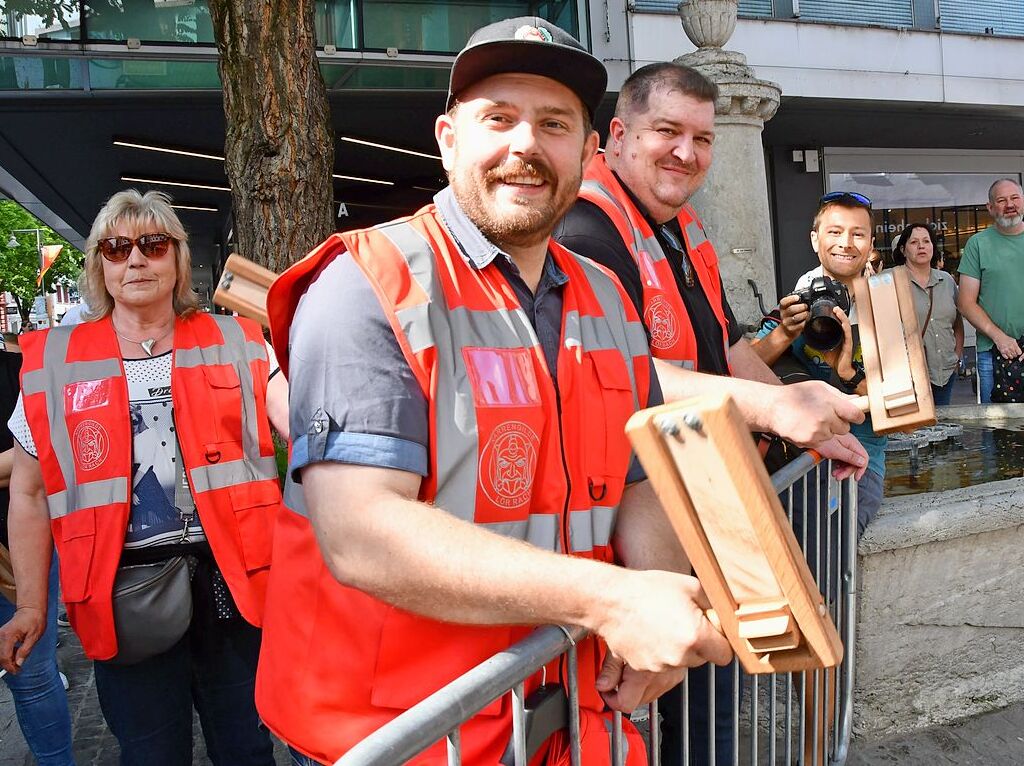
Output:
[213, 253, 276, 328]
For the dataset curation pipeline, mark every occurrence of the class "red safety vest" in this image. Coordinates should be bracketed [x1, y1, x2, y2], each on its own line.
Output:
[19, 313, 280, 660]
[580, 155, 731, 373]
[259, 205, 652, 765]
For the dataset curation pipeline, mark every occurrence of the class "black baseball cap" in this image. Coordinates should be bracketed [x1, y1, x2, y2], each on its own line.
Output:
[447, 17, 608, 122]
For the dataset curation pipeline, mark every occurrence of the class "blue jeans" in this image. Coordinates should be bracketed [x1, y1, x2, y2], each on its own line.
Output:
[978, 349, 994, 403]
[931, 372, 957, 406]
[93, 610, 274, 766]
[0, 554, 74, 765]
[289, 748, 323, 766]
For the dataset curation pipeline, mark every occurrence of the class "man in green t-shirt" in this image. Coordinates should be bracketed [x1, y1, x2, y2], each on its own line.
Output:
[958, 178, 1024, 402]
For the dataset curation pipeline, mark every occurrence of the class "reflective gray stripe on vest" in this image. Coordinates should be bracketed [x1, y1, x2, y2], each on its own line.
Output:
[21, 358, 122, 397]
[682, 207, 708, 249]
[583, 178, 669, 266]
[189, 455, 278, 494]
[33, 328, 126, 520]
[480, 514, 560, 552]
[568, 506, 616, 553]
[661, 358, 696, 370]
[398, 303, 538, 357]
[47, 477, 129, 519]
[282, 476, 308, 519]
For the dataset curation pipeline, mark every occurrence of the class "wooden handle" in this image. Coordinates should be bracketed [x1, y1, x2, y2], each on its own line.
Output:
[852, 394, 870, 413]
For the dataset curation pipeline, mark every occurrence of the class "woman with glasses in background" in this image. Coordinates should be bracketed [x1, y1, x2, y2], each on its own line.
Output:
[0, 190, 285, 765]
[892, 223, 964, 405]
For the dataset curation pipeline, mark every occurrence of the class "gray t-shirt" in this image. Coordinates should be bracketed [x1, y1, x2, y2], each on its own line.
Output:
[286, 187, 658, 484]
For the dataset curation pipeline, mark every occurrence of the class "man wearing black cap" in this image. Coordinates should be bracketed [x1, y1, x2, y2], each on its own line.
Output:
[256, 18, 731, 766]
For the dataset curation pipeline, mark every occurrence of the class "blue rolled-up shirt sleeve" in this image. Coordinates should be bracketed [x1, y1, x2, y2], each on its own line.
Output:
[287, 253, 429, 480]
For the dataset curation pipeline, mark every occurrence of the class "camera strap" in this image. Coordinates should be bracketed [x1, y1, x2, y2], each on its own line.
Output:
[920, 285, 935, 339]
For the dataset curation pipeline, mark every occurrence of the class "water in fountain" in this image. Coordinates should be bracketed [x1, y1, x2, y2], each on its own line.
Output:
[884, 421, 1024, 496]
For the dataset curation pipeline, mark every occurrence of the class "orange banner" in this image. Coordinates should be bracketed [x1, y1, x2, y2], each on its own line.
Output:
[37, 244, 63, 287]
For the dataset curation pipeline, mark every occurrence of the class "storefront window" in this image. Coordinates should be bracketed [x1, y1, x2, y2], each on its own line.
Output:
[0, 55, 81, 88]
[360, 0, 580, 54]
[88, 57, 220, 88]
[0, 2, 81, 40]
[827, 172, 1014, 274]
[84, 0, 215, 44]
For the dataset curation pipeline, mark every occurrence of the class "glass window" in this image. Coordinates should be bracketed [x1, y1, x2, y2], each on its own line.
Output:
[321, 62, 448, 89]
[360, 0, 579, 54]
[827, 171, 1011, 273]
[88, 58, 221, 88]
[316, 0, 358, 48]
[0, 2, 81, 40]
[84, 0, 215, 44]
[0, 55, 82, 89]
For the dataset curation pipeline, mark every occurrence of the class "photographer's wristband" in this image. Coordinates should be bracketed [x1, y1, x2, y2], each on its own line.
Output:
[838, 368, 865, 393]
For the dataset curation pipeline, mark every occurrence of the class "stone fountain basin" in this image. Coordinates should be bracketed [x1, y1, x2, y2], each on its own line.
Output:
[854, 403, 1024, 741]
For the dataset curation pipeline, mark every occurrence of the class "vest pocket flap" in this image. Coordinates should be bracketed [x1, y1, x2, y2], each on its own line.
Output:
[228, 480, 281, 510]
[56, 508, 96, 603]
[371, 608, 512, 716]
[591, 351, 632, 391]
[228, 482, 278, 573]
[202, 364, 241, 389]
[59, 507, 96, 540]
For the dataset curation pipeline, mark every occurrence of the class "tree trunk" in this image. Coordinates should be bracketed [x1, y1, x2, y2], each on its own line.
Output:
[208, 0, 335, 273]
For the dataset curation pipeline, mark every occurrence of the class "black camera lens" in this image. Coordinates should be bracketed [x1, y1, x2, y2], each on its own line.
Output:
[804, 304, 844, 351]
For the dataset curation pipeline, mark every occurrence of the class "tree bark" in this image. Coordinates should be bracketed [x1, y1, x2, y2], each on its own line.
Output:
[208, 0, 334, 273]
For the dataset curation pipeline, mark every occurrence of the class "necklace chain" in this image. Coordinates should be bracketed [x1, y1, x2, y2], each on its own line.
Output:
[112, 320, 174, 356]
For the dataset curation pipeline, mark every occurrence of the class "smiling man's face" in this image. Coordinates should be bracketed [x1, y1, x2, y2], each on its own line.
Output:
[605, 88, 715, 224]
[810, 204, 874, 286]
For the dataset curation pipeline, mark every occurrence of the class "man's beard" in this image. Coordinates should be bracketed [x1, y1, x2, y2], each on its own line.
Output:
[995, 213, 1024, 229]
[451, 158, 580, 250]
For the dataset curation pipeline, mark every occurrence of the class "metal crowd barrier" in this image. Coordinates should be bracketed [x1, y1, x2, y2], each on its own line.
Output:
[336, 453, 857, 766]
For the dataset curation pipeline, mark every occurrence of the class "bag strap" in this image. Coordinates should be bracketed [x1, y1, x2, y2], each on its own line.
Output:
[173, 428, 196, 542]
[920, 284, 935, 338]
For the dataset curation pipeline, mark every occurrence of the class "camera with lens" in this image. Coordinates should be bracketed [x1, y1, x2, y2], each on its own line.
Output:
[791, 276, 851, 352]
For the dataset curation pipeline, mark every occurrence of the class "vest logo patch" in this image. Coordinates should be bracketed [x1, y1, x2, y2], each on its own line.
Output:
[644, 295, 679, 350]
[480, 421, 539, 509]
[73, 419, 109, 471]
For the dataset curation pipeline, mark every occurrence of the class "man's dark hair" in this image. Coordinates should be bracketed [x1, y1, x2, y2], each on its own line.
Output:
[987, 177, 1023, 204]
[812, 193, 872, 232]
[891, 223, 940, 266]
[614, 62, 719, 120]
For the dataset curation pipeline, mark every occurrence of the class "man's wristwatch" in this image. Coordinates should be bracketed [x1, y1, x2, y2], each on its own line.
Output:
[839, 368, 865, 393]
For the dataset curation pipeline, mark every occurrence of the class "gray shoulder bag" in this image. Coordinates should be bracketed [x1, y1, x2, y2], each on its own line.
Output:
[108, 437, 195, 665]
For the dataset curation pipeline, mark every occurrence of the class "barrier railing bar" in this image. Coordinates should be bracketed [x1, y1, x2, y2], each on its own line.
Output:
[770, 673, 778, 765]
[335, 624, 587, 766]
[770, 452, 819, 493]
[446, 727, 461, 766]
[785, 672, 793, 766]
[565, 638, 582, 766]
[749, 674, 759, 764]
[681, 674, 690, 766]
[708, 664, 716, 765]
[511, 681, 527, 766]
[732, 660, 740, 766]
[612, 711, 624, 766]
[648, 699, 661, 766]
[832, 479, 859, 766]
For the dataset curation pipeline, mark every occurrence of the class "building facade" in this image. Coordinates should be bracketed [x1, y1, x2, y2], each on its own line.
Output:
[1, 0, 1022, 322]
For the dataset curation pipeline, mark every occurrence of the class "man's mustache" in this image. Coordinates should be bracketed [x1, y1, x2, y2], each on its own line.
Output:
[486, 160, 556, 186]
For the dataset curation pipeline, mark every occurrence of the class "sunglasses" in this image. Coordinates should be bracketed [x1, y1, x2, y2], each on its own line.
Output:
[820, 191, 872, 207]
[97, 233, 174, 262]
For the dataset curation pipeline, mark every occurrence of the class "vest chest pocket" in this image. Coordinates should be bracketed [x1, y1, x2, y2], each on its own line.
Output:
[199, 364, 242, 443]
[584, 350, 635, 492]
[55, 508, 96, 603]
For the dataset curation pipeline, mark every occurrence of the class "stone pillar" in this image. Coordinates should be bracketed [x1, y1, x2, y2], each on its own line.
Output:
[676, 0, 781, 329]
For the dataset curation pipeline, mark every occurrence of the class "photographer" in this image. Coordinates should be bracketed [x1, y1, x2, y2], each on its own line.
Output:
[752, 192, 886, 536]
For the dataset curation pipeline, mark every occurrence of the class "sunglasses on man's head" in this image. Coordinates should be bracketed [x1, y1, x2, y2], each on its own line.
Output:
[819, 191, 872, 207]
[97, 233, 174, 262]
